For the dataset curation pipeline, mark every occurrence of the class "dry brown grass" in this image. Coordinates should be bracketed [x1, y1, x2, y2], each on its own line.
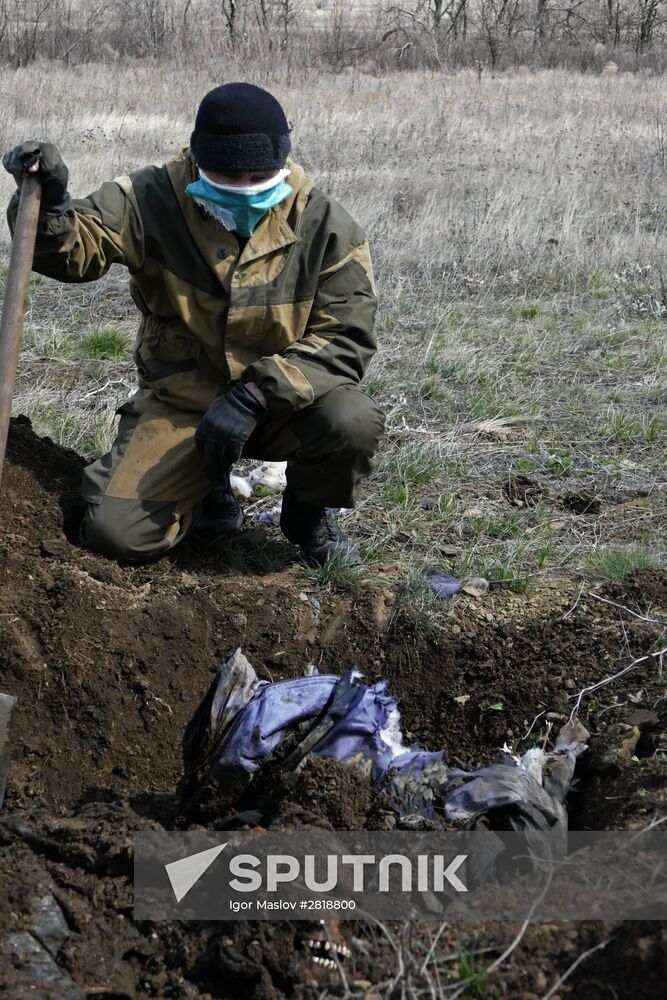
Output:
[1, 63, 664, 268]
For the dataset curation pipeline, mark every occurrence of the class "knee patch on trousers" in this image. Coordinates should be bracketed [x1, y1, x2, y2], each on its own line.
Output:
[308, 385, 385, 457]
[80, 495, 186, 563]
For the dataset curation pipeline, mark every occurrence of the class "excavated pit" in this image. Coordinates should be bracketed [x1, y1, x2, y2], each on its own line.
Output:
[1, 417, 666, 998]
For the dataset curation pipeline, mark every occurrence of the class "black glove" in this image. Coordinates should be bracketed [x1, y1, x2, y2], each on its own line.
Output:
[195, 382, 267, 474]
[2, 140, 70, 213]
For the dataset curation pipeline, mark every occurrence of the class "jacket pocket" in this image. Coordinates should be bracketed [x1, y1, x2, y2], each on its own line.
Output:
[134, 315, 219, 411]
[136, 354, 199, 383]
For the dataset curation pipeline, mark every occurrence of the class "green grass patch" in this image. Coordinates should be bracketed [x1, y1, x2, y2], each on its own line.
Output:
[470, 510, 528, 541]
[450, 538, 545, 594]
[600, 410, 666, 446]
[454, 943, 488, 998]
[516, 449, 582, 479]
[480, 559, 532, 593]
[398, 569, 450, 633]
[219, 536, 295, 574]
[363, 372, 392, 398]
[304, 550, 364, 591]
[380, 440, 457, 488]
[424, 355, 472, 382]
[587, 545, 667, 582]
[77, 326, 133, 361]
[506, 301, 541, 320]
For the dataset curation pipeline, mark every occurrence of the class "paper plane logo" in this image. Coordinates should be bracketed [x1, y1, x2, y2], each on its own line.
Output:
[165, 842, 228, 903]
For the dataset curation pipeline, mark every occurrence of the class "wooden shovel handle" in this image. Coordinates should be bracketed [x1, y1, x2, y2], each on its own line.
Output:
[0, 173, 42, 490]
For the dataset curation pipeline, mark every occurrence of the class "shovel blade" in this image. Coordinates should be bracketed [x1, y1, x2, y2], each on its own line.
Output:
[0, 692, 17, 809]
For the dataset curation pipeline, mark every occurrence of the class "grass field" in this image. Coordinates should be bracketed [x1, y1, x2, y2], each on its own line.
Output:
[1, 60, 666, 596]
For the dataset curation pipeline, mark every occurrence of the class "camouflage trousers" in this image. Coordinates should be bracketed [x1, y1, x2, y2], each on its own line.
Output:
[79, 385, 384, 562]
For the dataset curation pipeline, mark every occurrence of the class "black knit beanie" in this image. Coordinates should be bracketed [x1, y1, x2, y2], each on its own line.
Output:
[190, 82, 291, 173]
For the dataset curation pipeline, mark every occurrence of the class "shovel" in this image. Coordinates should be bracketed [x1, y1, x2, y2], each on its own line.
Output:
[0, 161, 38, 805]
[0, 164, 42, 490]
[0, 692, 16, 808]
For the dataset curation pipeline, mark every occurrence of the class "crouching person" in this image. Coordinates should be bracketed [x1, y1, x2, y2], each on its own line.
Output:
[4, 83, 384, 566]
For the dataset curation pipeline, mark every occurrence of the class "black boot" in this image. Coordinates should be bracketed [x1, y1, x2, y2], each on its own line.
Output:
[280, 488, 360, 566]
[190, 487, 242, 545]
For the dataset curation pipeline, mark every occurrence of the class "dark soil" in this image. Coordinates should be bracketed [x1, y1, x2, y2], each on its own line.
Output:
[1, 417, 666, 998]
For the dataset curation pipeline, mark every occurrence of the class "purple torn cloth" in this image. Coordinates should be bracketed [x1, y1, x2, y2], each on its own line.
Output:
[420, 569, 461, 599]
[184, 652, 404, 783]
[183, 650, 587, 831]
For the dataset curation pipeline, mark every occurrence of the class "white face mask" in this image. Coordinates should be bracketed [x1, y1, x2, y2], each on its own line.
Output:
[198, 167, 290, 197]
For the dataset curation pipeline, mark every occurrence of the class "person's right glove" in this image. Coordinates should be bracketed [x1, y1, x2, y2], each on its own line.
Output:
[195, 381, 268, 475]
[2, 140, 70, 213]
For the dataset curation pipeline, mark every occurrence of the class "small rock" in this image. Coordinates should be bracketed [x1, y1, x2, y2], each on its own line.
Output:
[635, 935, 655, 959]
[559, 718, 590, 744]
[439, 544, 463, 557]
[589, 723, 641, 775]
[1, 930, 84, 998]
[533, 969, 548, 991]
[39, 537, 70, 558]
[30, 889, 70, 956]
[352, 982, 372, 991]
[625, 709, 659, 730]
[372, 588, 396, 631]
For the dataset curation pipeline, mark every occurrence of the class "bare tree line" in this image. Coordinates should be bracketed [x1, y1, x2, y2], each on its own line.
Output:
[382, 0, 665, 68]
[0, 0, 664, 70]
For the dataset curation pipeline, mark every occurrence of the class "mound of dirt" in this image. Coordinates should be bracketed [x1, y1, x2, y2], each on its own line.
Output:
[273, 757, 373, 831]
[1, 417, 666, 998]
[603, 569, 667, 612]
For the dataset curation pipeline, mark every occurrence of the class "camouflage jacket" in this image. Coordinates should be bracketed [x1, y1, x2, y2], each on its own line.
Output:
[8, 150, 377, 415]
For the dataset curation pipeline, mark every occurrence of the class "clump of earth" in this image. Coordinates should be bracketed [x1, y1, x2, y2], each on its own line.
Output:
[1, 417, 666, 998]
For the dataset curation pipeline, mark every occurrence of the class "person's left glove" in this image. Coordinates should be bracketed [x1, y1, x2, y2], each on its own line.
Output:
[2, 140, 71, 213]
[195, 381, 268, 474]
